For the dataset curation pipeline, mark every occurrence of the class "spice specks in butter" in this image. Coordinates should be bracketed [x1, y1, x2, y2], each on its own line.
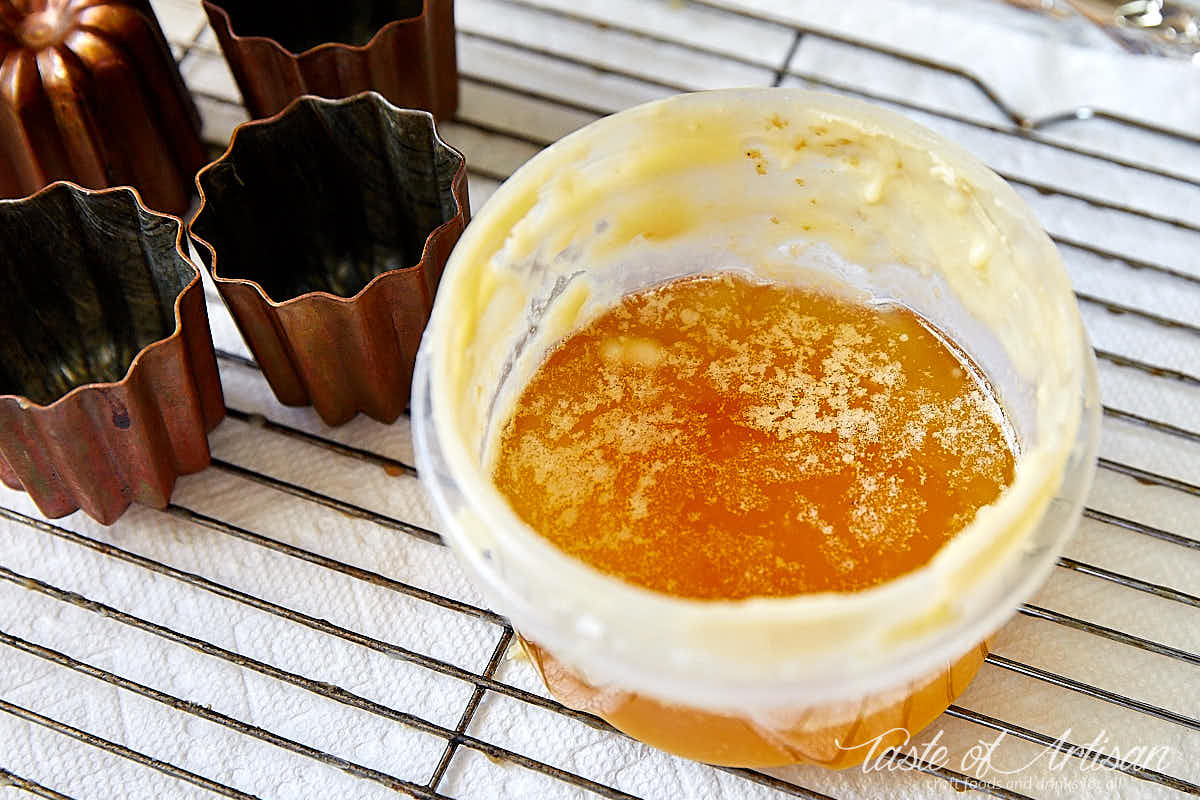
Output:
[745, 149, 768, 175]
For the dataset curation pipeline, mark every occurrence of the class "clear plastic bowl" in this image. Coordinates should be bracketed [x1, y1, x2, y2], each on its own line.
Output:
[412, 89, 1100, 767]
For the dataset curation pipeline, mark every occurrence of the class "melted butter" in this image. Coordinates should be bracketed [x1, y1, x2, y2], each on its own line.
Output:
[430, 91, 1082, 658]
[493, 274, 1016, 601]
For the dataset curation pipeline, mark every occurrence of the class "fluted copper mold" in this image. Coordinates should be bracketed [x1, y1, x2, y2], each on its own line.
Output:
[0, 183, 224, 525]
[202, 0, 457, 121]
[0, 0, 207, 216]
[190, 92, 468, 427]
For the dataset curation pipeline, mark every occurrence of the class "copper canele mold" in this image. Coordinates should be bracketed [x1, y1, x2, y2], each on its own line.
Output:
[0, 182, 225, 525]
[202, 0, 458, 121]
[190, 92, 469, 427]
[0, 0, 207, 216]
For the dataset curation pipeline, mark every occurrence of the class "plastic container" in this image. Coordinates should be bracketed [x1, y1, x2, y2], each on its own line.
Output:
[412, 89, 1100, 768]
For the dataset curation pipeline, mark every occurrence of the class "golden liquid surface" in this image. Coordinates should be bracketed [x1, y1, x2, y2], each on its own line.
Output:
[493, 273, 1016, 600]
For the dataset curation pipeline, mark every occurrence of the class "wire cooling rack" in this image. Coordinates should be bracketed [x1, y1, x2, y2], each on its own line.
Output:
[1, 1, 1197, 798]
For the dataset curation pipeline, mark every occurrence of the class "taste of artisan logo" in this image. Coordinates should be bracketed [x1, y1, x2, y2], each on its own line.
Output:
[839, 726, 1174, 786]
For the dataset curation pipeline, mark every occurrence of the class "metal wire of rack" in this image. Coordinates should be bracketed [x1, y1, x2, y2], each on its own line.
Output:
[1, 1, 1197, 798]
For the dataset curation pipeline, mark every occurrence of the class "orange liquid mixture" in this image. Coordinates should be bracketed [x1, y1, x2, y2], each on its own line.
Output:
[494, 272, 1015, 600]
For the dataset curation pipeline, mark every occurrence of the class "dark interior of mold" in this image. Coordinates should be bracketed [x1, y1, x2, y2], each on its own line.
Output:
[212, 0, 425, 53]
[192, 96, 463, 303]
[0, 188, 192, 406]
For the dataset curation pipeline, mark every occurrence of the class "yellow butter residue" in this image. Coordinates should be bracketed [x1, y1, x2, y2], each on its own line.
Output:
[593, 191, 698, 256]
[425, 90, 1085, 676]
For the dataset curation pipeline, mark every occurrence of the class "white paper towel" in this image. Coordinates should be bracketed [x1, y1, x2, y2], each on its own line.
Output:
[724, 0, 1200, 133]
